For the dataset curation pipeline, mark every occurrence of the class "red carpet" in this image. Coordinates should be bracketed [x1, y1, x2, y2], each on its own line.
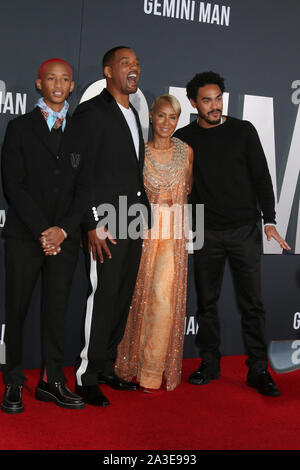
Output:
[1, 356, 300, 451]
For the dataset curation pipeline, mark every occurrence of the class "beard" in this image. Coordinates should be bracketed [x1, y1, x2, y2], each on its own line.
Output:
[198, 108, 222, 125]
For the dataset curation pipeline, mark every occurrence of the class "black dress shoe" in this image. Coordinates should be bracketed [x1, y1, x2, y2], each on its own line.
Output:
[1, 384, 24, 414]
[189, 361, 220, 385]
[75, 384, 110, 407]
[98, 373, 140, 391]
[35, 381, 85, 409]
[247, 369, 280, 397]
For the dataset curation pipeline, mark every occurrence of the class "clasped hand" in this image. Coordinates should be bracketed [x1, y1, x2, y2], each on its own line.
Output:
[40, 226, 66, 256]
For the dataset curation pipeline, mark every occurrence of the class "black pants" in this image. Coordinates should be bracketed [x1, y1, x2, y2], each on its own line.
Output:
[3, 237, 79, 385]
[193, 223, 268, 370]
[76, 234, 143, 386]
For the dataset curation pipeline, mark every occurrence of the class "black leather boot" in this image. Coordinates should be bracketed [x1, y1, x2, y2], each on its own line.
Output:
[35, 380, 85, 409]
[189, 354, 221, 385]
[1, 384, 24, 414]
[247, 369, 280, 397]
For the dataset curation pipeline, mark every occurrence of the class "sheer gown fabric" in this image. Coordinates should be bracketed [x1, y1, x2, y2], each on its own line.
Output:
[115, 137, 190, 390]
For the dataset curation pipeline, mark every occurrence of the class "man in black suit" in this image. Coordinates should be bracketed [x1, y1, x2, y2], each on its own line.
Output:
[1, 59, 90, 413]
[74, 46, 151, 406]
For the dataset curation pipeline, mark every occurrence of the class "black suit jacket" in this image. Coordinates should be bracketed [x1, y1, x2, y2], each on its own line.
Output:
[1, 107, 92, 240]
[71, 88, 151, 233]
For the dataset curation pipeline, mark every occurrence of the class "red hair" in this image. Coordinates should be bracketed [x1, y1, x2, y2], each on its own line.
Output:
[38, 58, 73, 79]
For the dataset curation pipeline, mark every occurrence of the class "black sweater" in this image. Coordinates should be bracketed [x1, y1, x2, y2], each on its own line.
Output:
[174, 116, 276, 230]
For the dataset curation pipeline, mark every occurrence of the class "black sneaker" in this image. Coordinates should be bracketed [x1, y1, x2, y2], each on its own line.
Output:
[1, 384, 24, 414]
[247, 369, 280, 397]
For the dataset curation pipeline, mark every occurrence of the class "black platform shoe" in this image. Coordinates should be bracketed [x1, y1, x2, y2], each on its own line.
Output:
[1, 384, 24, 414]
[35, 380, 85, 409]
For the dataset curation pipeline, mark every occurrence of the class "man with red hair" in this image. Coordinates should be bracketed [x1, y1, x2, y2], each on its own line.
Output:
[1, 59, 90, 413]
[38, 58, 73, 80]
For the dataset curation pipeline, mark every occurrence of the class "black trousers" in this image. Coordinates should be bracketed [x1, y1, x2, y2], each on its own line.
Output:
[193, 223, 268, 370]
[76, 234, 143, 386]
[3, 237, 79, 385]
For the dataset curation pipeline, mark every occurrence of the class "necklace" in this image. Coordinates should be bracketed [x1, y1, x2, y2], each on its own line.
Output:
[147, 143, 174, 153]
[144, 137, 186, 193]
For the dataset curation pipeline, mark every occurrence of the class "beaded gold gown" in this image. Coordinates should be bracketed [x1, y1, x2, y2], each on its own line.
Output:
[115, 137, 190, 391]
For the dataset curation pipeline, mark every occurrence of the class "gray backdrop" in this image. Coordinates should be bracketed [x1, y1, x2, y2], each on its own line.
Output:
[0, 0, 299, 369]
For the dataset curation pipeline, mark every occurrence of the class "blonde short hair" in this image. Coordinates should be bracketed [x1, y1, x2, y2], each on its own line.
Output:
[150, 94, 181, 117]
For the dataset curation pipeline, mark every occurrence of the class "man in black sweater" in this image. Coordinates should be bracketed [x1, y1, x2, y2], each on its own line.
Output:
[174, 72, 290, 397]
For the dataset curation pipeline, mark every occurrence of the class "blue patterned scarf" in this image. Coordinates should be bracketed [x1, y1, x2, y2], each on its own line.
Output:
[36, 98, 69, 132]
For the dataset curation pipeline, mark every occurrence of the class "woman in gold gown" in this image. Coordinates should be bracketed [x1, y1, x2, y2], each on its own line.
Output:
[115, 94, 193, 392]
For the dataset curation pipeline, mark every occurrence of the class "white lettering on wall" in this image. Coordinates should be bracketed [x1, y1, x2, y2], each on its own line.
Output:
[0, 83, 27, 115]
[293, 312, 300, 329]
[243, 96, 300, 254]
[0, 210, 6, 228]
[144, 1, 230, 25]
[184, 316, 199, 335]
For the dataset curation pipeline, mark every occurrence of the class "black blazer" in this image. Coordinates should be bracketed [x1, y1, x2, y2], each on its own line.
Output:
[1, 107, 92, 241]
[71, 88, 151, 232]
